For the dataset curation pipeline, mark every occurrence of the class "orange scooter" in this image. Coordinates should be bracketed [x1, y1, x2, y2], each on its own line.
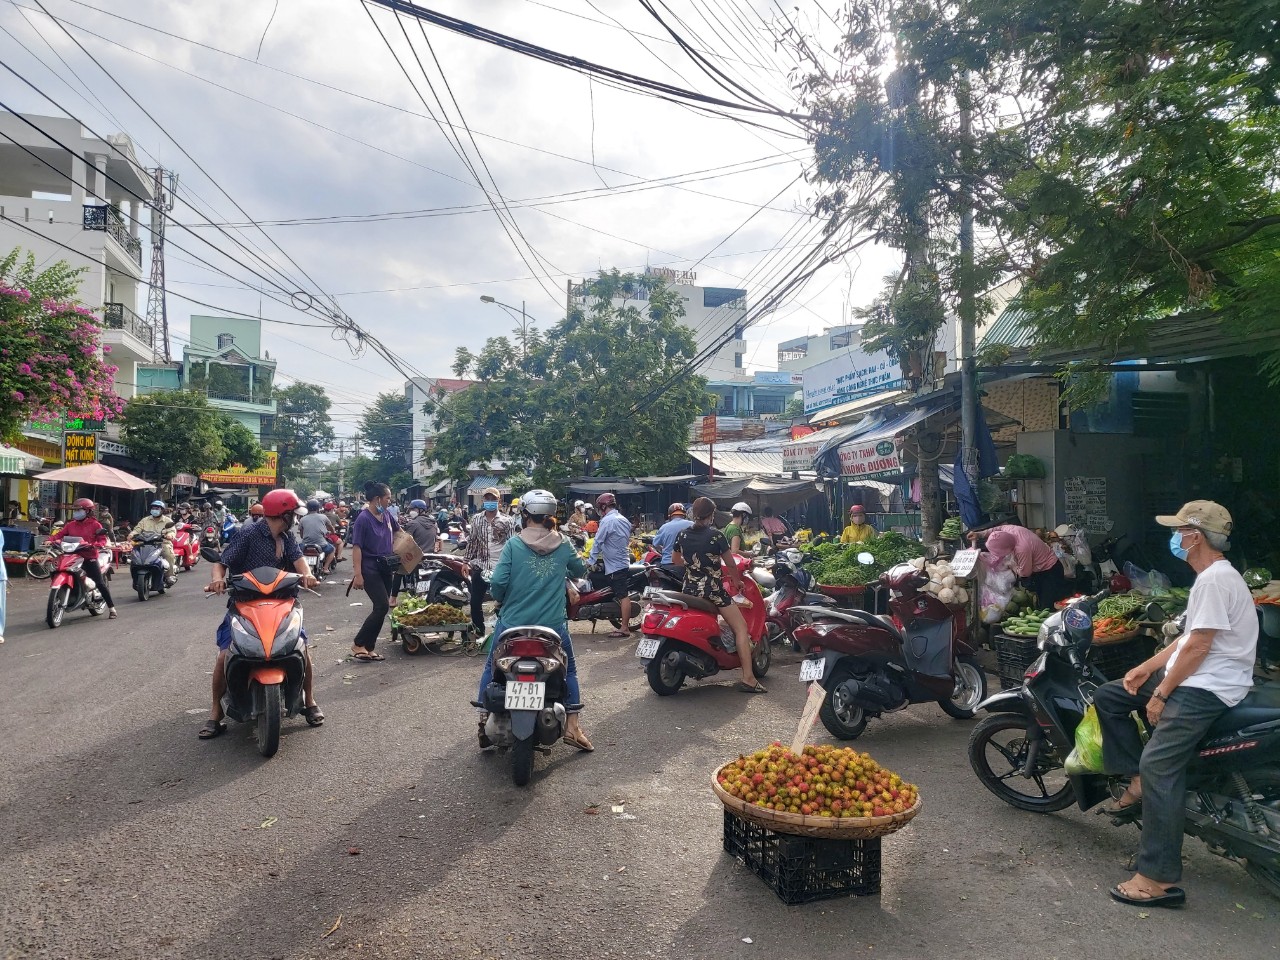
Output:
[220, 564, 308, 757]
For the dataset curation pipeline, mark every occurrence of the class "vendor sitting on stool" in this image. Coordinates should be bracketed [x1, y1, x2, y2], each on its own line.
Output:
[977, 524, 1070, 608]
[840, 504, 876, 544]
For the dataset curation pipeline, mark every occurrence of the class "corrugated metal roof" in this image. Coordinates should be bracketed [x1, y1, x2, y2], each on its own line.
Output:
[687, 446, 784, 477]
[979, 305, 1035, 349]
[466, 475, 510, 492]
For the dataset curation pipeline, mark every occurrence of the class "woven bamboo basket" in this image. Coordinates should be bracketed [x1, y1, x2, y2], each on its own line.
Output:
[712, 763, 922, 840]
[1091, 627, 1140, 646]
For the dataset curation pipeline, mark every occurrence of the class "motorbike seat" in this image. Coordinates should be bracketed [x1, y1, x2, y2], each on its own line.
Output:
[647, 589, 721, 617]
[792, 606, 907, 642]
[1205, 682, 1280, 737]
[497, 624, 564, 646]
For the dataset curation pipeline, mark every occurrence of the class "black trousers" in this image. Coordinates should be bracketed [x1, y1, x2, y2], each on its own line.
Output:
[1027, 559, 1070, 608]
[353, 562, 392, 651]
[469, 567, 489, 631]
[82, 558, 114, 608]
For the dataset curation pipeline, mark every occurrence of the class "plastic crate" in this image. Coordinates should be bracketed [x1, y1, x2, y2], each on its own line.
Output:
[1088, 636, 1154, 682]
[993, 631, 1039, 690]
[722, 810, 881, 904]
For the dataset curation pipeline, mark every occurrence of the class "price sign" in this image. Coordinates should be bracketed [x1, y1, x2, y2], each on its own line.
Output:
[949, 548, 981, 579]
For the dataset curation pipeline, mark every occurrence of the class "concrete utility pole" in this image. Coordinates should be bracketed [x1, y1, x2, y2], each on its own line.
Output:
[958, 84, 979, 487]
[336, 439, 346, 499]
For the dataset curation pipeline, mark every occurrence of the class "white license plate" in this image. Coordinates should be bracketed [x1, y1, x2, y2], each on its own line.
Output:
[414, 579, 432, 595]
[504, 681, 545, 711]
[799, 658, 826, 682]
[635, 637, 660, 659]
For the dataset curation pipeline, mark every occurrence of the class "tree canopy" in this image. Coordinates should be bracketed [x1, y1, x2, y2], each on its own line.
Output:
[121, 390, 265, 483]
[270, 382, 334, 485]
[430, 270, 709, 489]
[357, 390, 413, 492]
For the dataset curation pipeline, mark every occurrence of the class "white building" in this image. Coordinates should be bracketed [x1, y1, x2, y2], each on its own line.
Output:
[777, 323, 864, 374]
[569, 267, 747, 380]
[405, 376, 475, 485]
[0, 113, 156, 399]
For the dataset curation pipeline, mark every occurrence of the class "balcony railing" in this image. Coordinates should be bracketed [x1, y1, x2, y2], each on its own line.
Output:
[102, 302, 155, 349]
[83, 204, 143, 267]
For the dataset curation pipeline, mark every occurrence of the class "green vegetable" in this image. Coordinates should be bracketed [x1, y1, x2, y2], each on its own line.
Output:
[1097, 594, 1147, 619]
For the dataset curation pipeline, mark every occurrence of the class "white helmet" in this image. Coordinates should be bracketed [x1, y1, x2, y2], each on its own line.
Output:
[731, 501, 753, 516]
[520, 488, 559, 517]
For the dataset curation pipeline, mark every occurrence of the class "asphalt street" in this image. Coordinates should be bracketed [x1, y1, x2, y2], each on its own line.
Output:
[1, 562, 1276, 960]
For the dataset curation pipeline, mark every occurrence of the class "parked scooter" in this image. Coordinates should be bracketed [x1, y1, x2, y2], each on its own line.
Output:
[172, 521, 200, 571]
[130, 530, 172, 601]
[45, 538, 108, 628]
[792, 556, 987, 739]
[752, 547, 837, 649]
[403, 553, 471, 608]
[567, 563, 650, 631]
[635, 555, 770, 695]
[205, 546, 309, 759]
[477, 625, 572, 786]
[968, 592, 1280, 898]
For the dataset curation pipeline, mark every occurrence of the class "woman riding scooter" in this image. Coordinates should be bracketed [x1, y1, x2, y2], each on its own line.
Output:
[673, 497, 765, 693]
[48, 498, 118, 619]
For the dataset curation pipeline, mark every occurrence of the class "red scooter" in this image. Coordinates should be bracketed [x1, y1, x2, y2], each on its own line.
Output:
[635, 555, 770, 695]
[567, 563, 651, 632]
[45, 537, 109, 628]
[172, 521, 200, 571]
[792, 561, 987, 740]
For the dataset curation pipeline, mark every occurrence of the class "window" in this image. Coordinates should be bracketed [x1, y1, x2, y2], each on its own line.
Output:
[703, 287, 747, 309]
[734, 353, 744, 369]
[829, 332, 852, 349]
[217, 333, 235, 349]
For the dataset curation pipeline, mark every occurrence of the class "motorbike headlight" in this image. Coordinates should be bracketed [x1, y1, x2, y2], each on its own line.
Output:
[230, 617, 266, 657]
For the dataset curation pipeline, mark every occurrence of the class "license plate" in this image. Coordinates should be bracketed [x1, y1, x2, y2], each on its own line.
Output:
[799, 658, 825, 682]
[414, 579, 431, 595]
[504, 681, 545, 711]
[635, 637, 660, 659]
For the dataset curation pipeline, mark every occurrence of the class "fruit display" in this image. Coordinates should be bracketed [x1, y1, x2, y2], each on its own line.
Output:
[393, 599, 470, 628]
[1002, 608, 1053, 637]
[1054, 593, 1086, 610]
[940, 516, 963, 539]
[716, 743, 919, 819]
[1253, 581, 1280, 605]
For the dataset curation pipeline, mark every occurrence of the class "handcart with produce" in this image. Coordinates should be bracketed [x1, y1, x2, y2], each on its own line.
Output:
[390, 596, 481, 656]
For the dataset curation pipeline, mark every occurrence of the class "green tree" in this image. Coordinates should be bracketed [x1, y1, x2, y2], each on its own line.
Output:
[431, 270, 709, 489]
[270, 382, 334, 484]
[281, 456, 341, 495]
[121, 391, 263, 483]
[357, 391, 412, 481]
[0, 249, 124, 440]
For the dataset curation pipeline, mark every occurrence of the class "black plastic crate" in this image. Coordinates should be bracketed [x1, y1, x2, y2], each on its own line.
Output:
[993, 631, 1039, 689]
[1088, 636, 1155, 681]
[722, 810, 881, 904]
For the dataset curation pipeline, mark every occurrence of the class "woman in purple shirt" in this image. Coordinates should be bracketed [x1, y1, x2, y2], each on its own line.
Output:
[350, 481, 400, 661]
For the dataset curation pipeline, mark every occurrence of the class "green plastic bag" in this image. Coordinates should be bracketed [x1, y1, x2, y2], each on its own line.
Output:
[1065, 705, 1104, 774]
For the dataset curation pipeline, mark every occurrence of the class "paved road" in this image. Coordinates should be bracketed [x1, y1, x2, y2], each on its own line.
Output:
[1, 564, 1276, 959]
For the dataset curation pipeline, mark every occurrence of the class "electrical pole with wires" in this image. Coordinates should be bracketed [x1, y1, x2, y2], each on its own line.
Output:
[146, 166, 177, 361]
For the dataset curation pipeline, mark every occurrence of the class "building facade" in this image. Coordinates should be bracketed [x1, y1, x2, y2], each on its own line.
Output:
[0, 113, 156, 400]
[405, 376, 474, 483]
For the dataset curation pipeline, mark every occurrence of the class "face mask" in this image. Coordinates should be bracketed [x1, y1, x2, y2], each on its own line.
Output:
[483, 501, 498, 512]
[1170, 531, 1191, 561]
[150, 508, 162, 518]
[408, 510, 420, 518]
[72, 510, 86, 521]
[373, 503, 385, 515]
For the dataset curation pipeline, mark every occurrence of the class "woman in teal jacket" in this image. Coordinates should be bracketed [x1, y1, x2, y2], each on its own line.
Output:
[474, 490, 593, 752]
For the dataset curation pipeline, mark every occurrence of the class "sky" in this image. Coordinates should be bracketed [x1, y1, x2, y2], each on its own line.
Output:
[0, 0, 899, 441]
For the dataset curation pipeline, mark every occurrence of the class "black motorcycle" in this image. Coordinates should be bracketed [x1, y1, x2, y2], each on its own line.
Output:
[968, 590, 1280, 898]
[401, 553, 471, 608]
[477, 625, 571, 786]
[129, 530, 172, 601]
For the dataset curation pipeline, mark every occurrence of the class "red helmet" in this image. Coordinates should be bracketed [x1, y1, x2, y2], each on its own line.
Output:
[249, 502, 265, 517]
[72, 497, 95, 512]
[260, 489, 301, 519]
[323, 502, 336, 511]
[595, 493, 617, 512]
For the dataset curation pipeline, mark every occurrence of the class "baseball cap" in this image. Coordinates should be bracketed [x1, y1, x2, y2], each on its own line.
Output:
[1155, 500, 1233, 536]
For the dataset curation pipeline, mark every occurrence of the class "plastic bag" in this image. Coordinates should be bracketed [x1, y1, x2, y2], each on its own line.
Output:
[1146, 568, 1171, 596]
[1053, 542, 1078, 579]
[979, 564, 1016, 623]
[1122, 561, 1150, 594]
[1065, 705, 1105, 775]
[1068, 529, 1092, 566]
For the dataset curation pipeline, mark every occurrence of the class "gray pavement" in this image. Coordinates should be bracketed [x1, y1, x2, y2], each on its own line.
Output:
[1, 565, 1276, 960]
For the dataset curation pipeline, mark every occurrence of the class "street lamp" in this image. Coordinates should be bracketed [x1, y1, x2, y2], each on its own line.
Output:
[479, 295, 536, 361]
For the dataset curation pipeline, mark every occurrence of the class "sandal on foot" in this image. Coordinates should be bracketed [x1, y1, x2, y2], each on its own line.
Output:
[478, 720, 493, 750]
[606, 630, 629, 639]
[737, 681, 767, 694]
[1109, 884, 1185, 908]
[198, 719, 226, 739]
[303, 705, 325, 727]
[563, 731, 594, 752]
[108, 608, 118, 619]
[351, 651, 385, 662]
[1100, 786, 1143, 822]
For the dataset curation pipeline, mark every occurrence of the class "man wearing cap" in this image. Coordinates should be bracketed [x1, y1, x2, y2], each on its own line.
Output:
[652, 503, 693, 565]
[462, 487, 516, 635]
[1095, 501, 1257, 908]
[975, 523, 1069, 607]
[840, 505, 876, 545]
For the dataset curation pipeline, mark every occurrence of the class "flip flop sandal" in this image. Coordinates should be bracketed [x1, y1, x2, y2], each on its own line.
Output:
[606, 630, 629, 639]
[351, 652, 385, 662]
[562, 732, 595, 752]
[303, 705, 325, 727]
[1109, 885, 1185, 908]
[737, 681, 768, 694]
[198, 719, 226, 739]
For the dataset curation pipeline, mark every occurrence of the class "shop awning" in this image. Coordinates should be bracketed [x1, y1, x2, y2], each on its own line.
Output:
[467, 475, 510, 494]
[425, 479, 451, 495]
[687, 446, 785, 477]
[0, 443, 44, 475]
[635, 473, 701, 484]
[806, 388, 910, 426]
[690, 475, 824, 513]
[565, 479, 655, 495]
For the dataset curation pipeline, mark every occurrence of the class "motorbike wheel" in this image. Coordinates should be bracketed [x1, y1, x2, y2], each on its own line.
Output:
[818, 668, 867, 740]
[512, 737, 535, 787]
[967, 713, 1075, 812]
[938, 656, 988, 719]
[46, 586, 69, 629]
[257, 683, 282, 758]
[646, 650, 685, 696]
[609, 594, 645, 632]
[87, 595, 106, 616]
[135, 576, 149, 602]
[751, 636, 772, 678]
[1243, 768, 1280, 898]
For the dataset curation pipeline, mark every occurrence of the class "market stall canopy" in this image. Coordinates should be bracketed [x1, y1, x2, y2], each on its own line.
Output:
[466, 475, 511, 494]
[0, 443, 44, 475]
[785, 393, 956, 477]
[565, 479, 655, 496]
[35, 462, 155, 491]
[635, 474, 701, 484]
[690, 475, 823, 514]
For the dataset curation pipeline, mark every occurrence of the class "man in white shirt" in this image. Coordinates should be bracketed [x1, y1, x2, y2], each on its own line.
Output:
[1095, 500, 1257, 908]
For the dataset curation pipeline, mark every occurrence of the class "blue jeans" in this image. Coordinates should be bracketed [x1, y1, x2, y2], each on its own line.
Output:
[476, 621, 582, 712]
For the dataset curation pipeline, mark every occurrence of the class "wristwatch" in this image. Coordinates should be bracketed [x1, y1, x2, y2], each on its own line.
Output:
[1151, 690, 1169, 703]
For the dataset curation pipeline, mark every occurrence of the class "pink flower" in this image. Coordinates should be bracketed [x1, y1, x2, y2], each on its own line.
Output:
[17, 362, 31, 374]
[102, 345, 112, 354]
[11, 390, 23, 401]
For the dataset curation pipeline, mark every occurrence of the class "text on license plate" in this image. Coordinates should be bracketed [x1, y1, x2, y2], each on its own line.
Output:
[414, 580, 432, 594]
[635, 638, 660, 659]
[504, 681, 545, 711]
[799, 658, 825, 682]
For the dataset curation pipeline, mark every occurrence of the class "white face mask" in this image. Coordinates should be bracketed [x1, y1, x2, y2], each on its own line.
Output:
[409, 510, 420, 518]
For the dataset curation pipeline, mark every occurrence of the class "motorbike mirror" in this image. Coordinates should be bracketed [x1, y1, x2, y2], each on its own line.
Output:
[856, 552, 875, 565]
[1144, 601, 1167, 622]
[199, 545, 223, 564]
